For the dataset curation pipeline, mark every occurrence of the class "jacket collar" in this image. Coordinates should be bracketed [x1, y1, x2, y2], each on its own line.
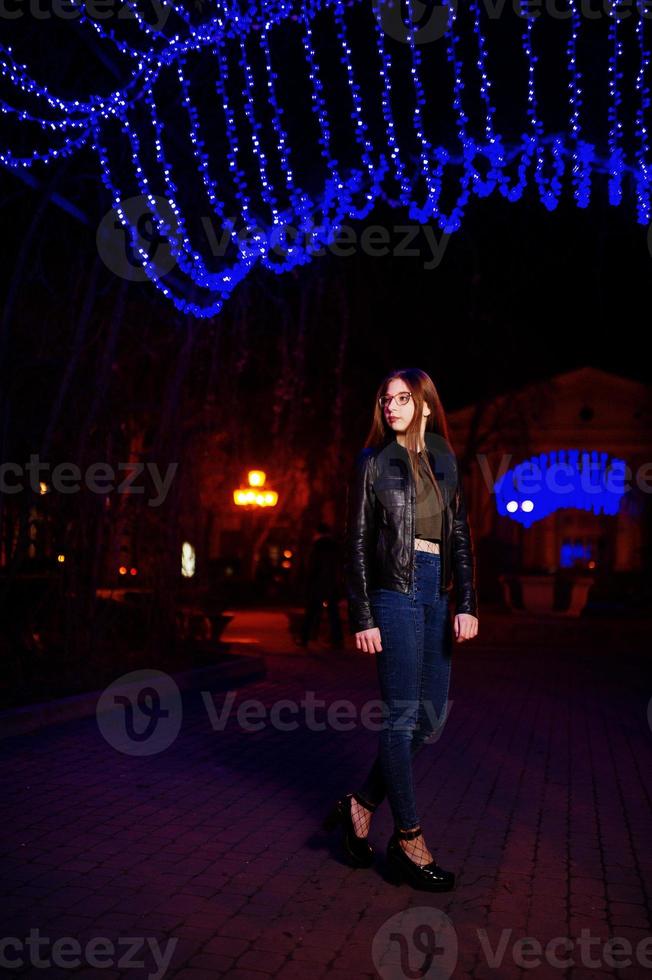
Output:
[375, 434, 458, 504]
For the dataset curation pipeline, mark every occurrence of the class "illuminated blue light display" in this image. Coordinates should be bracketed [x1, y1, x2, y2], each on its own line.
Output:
[0, 0, 650, 317]
[559, 540, 596, 568]
[494, 449, 627, 528]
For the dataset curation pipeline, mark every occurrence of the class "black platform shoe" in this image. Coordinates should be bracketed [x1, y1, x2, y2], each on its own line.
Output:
[322, 792, 378, 868]
[385, 825, 456, 891]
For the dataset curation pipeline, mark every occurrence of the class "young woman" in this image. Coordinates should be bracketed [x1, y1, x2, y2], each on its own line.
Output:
[323, 368, 479, 891]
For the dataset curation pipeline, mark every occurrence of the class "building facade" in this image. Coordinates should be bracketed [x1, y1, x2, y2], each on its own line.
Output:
[446, 367, 652, 596]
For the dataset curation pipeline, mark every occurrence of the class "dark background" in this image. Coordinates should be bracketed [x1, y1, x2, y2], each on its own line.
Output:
[1, 1, 650, 705]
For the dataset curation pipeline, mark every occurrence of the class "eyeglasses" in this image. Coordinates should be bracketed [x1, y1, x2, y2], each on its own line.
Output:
[379, 391, 412, 409]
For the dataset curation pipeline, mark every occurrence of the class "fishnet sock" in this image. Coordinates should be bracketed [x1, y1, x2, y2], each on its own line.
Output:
[398, 828, 434, 867]
[349, 794, 374, 838]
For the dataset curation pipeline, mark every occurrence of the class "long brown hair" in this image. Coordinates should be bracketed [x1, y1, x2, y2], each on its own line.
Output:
[363, 368, 452, 491]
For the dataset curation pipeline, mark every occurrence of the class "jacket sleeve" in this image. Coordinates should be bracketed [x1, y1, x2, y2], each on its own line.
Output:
[451, 471, 479, 618]
[343, 449, 377, 634]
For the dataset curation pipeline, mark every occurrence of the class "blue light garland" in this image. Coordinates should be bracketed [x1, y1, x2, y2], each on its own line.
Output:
[607, 7, 626, 205]
[495, 449, 627, 528]
[566, 0, 593, 209]
[1, 0, 651, 317]
[635, 3, 651, 221]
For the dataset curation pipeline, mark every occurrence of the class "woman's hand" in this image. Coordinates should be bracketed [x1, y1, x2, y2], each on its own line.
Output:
[355, 627, 383, 654]
[454, 613, 478, 642]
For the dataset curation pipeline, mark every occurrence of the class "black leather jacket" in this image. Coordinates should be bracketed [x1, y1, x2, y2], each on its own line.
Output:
[344, 433, 478, 634]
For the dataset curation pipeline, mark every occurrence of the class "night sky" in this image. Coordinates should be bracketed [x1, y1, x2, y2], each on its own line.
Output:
[2, 170, 650, 419]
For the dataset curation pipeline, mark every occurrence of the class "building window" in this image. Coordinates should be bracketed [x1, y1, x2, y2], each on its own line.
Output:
[559, 535, 604, 570]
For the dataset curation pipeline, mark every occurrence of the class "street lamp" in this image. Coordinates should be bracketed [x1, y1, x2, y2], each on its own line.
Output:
[233, 470, 278, 508]
[232, 469, 279, 584]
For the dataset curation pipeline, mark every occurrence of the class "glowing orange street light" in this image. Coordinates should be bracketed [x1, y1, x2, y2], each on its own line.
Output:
[233, 469, 278, 508]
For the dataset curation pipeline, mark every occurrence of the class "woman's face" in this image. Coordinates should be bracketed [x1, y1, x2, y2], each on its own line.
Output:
[382, 379, 429, 433]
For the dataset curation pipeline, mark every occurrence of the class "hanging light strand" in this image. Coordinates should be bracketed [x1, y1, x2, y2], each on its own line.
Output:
[0, 0, 650, 317]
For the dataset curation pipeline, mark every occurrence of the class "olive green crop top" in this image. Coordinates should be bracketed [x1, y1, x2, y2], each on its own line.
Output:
[414, 452, 442, 542]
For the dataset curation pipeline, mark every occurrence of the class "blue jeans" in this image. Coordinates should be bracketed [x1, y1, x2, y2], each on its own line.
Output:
[357, 550, 453, 830]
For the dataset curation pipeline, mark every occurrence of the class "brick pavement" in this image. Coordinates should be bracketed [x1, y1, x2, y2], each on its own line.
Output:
[1, 618, 651, 980]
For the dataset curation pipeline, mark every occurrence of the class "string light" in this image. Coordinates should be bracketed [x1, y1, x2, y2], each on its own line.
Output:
[468, 0, 503, 200]
[634, 0, 651, 222]
[0, 0, 650, 317]
[607, 5, 626, 206]
[404, 0, 441, 218]
[566, 0, 593, 209]
[332, 0, 382, 198]
[372, 4, 411, 207]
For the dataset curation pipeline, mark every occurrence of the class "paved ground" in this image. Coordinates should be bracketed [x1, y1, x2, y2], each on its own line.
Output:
[1, 609, 651, 980]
